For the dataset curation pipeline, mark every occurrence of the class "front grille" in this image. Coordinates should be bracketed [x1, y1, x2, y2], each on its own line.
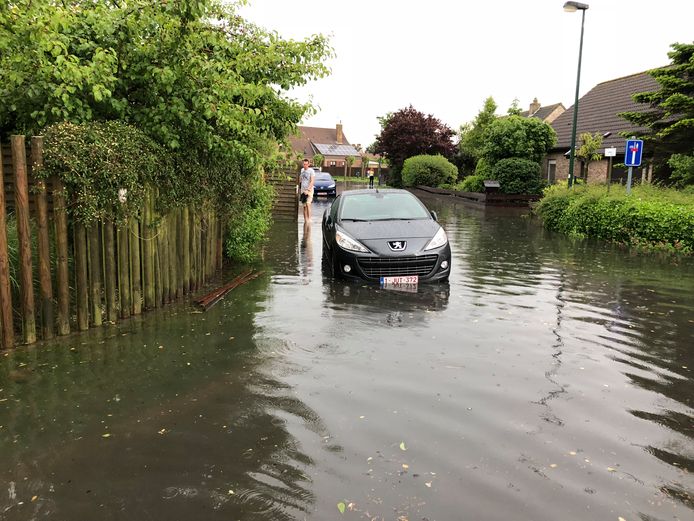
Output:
[358, 254, 438, 278]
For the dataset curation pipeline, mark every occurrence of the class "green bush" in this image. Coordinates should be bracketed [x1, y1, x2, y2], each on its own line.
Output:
[491, 158, 544, 194]
[401, 154, 457, 188]
[224, 179, 275, 263]
[474, 157, 492, 179]
[458, 175, 485, 193]
[535, 184, 694, 253]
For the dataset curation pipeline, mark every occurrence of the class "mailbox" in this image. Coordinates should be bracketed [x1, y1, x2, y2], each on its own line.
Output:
[483, 180, 500, 193]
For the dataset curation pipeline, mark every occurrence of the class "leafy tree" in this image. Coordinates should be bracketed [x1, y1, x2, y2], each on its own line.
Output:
[401, 155, 457, 188]
[0, 0, 332, 168]
[668, 154, 694, 188]
[455, 97, 498, 174]
[507, 98, 523, 116]
[576, 132, 604, 180]
[481, 115, 556, 165]
[373, 105, 455, 186]
[345, 155, 355, 176]
[312, 153, 325, 169]
[619, 42, 694, 184]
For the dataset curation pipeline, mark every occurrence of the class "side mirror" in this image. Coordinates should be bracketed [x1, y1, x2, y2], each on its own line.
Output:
[430, 210, 438, 222]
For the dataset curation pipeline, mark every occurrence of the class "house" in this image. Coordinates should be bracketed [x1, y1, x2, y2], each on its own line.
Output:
[521, 98, 565, 124]
[546, 71, 659, 185]
[288, 123, 362, 170]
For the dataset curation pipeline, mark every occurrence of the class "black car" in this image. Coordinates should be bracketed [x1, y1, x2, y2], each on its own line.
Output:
[313, 171, 337, 197]
[322, 189, 451, 284]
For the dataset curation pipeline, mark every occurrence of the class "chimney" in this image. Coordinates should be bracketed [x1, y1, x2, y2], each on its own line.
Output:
[336, 123, 343, 144]
[529, 98, 541, 116]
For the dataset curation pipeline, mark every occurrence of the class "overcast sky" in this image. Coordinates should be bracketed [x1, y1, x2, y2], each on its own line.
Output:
[239, 0, 693, 148]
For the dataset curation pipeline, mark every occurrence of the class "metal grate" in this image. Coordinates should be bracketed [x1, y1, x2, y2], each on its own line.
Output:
[357, 255, 438, 278]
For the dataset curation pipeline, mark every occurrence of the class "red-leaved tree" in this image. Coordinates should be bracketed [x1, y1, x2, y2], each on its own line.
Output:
[372, 105, 455, 185]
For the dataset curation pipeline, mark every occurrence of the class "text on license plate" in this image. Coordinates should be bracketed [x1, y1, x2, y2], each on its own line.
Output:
[380, 275, 419, 289]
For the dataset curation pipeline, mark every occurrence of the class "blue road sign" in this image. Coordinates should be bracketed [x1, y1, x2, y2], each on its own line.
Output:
[625, 139, 644, 167]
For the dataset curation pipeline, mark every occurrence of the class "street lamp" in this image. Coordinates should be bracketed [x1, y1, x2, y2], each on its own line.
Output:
[564, 1, 589, 188]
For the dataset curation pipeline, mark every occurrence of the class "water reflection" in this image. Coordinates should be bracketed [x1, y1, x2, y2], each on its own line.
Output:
[0, 281, 321, 520]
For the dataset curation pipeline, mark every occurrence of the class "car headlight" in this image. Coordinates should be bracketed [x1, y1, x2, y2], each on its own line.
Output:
[424, 227, 448, 251]
[328, 183, 335, 188]
[336, 230, 370, 253]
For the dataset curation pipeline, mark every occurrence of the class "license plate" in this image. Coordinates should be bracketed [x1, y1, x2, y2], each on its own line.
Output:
[380, 275, 418, 292]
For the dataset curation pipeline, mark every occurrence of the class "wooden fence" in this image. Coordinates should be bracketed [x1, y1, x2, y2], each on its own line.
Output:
[0, 135, 224, 350]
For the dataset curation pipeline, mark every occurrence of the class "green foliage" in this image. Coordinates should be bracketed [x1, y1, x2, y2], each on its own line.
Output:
[312, 153, 325, 168]
[576, 132, 604, 163]
[401, 155, 457, 188]
[481, 115, 556, 165]
[0, 0, 332, 164]
[456, 97, 497, 174]
[535, 184, 694, 254]
[373, 105, 456, 186]
[474, 157, 493, 179]
[40, 121, 166, 224]
[491, 158, 544, 195]
[668, 153, 694, 188]
[619, 43, 694, 183]
[458, 175, 485, 193]
[224, 179, 275, 263]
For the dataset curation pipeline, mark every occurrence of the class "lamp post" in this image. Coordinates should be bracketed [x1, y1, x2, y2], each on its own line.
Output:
[564, 1, 589, 188]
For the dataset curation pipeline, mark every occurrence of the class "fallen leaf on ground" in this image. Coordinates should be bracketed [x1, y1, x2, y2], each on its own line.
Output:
[399, 442, 407, 451]
[337, 502, 346, 514]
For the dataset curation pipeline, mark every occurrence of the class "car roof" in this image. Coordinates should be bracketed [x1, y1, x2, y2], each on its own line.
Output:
[340, 189, 413, 197]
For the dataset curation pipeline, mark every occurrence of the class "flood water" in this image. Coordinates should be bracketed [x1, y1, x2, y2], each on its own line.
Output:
[1, 188, 693, 521]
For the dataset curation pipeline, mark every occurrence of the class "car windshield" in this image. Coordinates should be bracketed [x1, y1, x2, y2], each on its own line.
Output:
[316, 173, 333, 181]
[340, 192, 430, 221]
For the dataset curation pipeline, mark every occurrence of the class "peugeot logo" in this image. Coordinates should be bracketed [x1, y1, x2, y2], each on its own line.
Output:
[388, 240, 406, 251]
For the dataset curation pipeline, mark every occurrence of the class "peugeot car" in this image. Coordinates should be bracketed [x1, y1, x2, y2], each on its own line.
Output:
[321, 189, 451, 284]
[313, 172, 337, 197]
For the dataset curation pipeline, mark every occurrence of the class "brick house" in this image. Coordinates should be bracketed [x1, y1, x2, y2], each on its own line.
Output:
[521, 98, 565, 124]
[288, 123, 363, 170]
[546, 71, 659, 185]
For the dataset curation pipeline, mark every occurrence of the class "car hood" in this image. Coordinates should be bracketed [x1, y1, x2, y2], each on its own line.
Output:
[314, 179, 335, 187]
[340, 219, 439, 240]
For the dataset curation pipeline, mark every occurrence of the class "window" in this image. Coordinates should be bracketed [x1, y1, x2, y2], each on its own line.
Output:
[547, 160, 556, 184]
[329, 161, 336, 167]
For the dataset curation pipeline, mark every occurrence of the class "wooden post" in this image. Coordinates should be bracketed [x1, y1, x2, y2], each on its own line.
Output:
[182, 206, 191, 294]
[130, 218, 142, 314]
[32, 137, 54, 339]
[161, 215, 171, 303]
[142, 191, 155, 309]
[74, 222, 89, 331]
[176, 209, 184, 298]
[117, 222, 131, 318]
[0, 144, 14, 348]
[103, 219, 118, 323]
[11, 135, 36, 344]
[167, 213, 176, 300]
[217, 218, 224, 271]
[53, 178, 70, 335]
[87, 224, 102, 327]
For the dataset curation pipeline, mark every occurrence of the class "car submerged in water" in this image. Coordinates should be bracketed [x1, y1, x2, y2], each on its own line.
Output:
[321, 189, 451, 286]
[312, 171, 337, 197]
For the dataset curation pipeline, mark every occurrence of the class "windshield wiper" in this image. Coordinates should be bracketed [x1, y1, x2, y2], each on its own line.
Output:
[340, 218, 369, 222]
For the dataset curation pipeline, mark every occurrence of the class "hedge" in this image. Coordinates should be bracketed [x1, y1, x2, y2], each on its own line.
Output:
[535, 185, 694, 254]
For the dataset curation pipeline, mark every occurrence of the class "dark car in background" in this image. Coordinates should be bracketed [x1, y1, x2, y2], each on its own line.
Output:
[312, 171, 337, 197]
[322, 189, 450, 287]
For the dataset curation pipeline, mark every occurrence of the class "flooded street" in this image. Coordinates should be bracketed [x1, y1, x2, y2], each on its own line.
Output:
[1, 189, 693, 520]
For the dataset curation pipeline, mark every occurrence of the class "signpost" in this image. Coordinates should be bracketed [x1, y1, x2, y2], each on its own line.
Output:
[605, 146, 616, 192]
[624, 138, 643, 195]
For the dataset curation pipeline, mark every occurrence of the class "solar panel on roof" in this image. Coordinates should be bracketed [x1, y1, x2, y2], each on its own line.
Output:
[314, 143, 360, 156]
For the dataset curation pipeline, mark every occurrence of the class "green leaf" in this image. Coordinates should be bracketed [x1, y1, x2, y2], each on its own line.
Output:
[337, 502, 346, 514]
